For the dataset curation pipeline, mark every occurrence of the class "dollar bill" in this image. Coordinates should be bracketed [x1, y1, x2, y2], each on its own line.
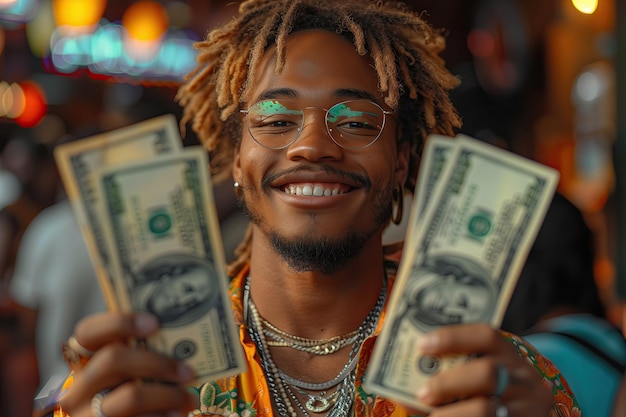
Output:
[94, 148, 246, 381]
[403, 135, 455, 256]
[365, 135, 559, 410]
[54, 115, 182, 311]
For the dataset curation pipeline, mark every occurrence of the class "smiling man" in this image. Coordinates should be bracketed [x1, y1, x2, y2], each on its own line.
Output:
[55, 2, 578, 417]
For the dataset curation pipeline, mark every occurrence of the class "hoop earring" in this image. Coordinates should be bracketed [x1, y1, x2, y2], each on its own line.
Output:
[391, 184, 403, 225]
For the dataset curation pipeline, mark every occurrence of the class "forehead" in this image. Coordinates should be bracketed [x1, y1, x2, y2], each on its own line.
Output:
[248, 30, 383, 104]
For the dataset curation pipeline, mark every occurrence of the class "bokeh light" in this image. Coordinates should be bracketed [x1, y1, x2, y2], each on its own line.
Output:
[15, 81, 47, 127]
[122, 0, 168, 42]
[0, 81, 47, 127]
[572, 0, 598, 14]
[52, 0, 106, 34]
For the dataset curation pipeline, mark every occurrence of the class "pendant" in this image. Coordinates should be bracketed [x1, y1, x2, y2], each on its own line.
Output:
[312, 341, 341, 355]
[305, 396, 333, 413]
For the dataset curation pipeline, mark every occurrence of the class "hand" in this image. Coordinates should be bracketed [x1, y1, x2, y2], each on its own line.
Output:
[59, 312, 198, 417]
[409, 323, 553, 417]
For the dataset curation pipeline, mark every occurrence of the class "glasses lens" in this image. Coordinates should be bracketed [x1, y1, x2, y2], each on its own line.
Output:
[245, 100, 302, 149]
[326, 100, 385, 149]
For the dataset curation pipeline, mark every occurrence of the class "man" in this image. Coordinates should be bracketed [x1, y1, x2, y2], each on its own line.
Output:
[55, 1, 577, 417]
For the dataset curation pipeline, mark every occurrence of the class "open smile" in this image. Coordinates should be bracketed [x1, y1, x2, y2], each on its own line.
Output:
[281, 182, 352, 196]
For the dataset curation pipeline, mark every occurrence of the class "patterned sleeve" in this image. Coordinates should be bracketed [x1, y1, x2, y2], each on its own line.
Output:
[502, 331, 581, 417]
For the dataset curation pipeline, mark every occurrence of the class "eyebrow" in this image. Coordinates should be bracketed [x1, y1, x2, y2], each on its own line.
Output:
[253, 88, 383, 106]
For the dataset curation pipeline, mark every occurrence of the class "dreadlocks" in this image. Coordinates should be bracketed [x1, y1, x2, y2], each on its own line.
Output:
[176, 0, 462, 274]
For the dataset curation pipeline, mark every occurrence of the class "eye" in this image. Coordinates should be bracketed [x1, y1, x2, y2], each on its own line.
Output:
[338, 119, 376, 130]
[328, 102, 382, 136]
[247, 100, 302, 130]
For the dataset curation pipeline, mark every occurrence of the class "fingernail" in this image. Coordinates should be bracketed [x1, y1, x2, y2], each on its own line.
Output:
[134, 313, 159, 335]
[417, 333, 438, 352]
[417, 385, 430, 401]
[177, 363, 196, 382]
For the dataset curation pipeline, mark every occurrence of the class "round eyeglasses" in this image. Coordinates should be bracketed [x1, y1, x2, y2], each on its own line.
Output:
[240, 99, 392, 150]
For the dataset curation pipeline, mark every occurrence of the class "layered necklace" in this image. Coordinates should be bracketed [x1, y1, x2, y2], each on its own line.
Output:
[244, 276, 386, 417]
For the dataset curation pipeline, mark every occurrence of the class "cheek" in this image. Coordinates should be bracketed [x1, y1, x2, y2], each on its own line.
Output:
[362, 147, 400, 185]
[238, 140, 269, 181]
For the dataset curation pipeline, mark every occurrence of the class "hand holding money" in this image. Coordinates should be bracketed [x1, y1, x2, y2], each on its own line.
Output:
[365, 135, 559, 411]
[55, 116, 245, 382]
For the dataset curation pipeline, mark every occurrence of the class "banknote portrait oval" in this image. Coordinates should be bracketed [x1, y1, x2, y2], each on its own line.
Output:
[131, 254, 219, 327]
[173, 339, 197, 360]
[405, 254, 496, 332]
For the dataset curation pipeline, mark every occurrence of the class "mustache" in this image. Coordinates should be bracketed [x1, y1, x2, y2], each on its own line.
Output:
[261, 164, 371, 191]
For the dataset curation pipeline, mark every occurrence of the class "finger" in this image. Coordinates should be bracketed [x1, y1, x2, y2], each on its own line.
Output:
[62, 344, 196, 409]
[73, 312, 160, 352]
[99, 381, 198, 417]
[416, 349, 552, 415]
[426, 396, 499, 417]
[418, 323, 509, 356]
[60, 382, 198, 417]
[418, 358, 516, 405]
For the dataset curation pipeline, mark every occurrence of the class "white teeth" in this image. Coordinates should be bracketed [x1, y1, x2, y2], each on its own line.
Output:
[284, 184, 343, 196]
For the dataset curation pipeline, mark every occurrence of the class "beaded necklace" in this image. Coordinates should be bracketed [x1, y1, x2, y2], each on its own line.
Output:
[244, 275, 387, 417]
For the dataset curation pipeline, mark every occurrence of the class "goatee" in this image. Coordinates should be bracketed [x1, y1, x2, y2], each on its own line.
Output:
[237, 177, 393, 274]
[269, 231, 370, 275]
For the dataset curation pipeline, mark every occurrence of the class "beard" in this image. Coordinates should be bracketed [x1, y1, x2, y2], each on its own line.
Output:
[238, 181, 393, 275]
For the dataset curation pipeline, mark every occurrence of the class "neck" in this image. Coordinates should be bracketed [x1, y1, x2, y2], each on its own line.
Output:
[247, 228, 386, 340]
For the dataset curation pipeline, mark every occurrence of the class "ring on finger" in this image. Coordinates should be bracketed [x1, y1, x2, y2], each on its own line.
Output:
[491, 396, 509, 417]
[69, 335, 95, 358]
[62, 336, 95, 371]
[493, 363, 510, 397]
[91, 391, 107, 417]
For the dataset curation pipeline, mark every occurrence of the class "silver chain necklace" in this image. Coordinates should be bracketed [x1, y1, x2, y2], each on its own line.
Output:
[244, 275, 386, 417]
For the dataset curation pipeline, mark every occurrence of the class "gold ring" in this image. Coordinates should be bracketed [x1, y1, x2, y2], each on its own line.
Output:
[68, 336, 95, 357]
[63, 336, 95, 371]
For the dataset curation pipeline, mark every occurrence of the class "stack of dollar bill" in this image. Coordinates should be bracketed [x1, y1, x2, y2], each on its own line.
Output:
[365, 134, 559, 410]
[55, 115, 246, 382]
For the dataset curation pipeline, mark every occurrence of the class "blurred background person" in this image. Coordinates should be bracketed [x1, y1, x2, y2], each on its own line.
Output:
[7, 198, 106, 416]
[0, 131, 58, 417]
[0, 132, 57, 285]
[502, 192, 626, 417]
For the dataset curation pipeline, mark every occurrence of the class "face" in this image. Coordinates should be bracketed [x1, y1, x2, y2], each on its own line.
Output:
[418, 280, 491, 324]
[148, 267, 213, 320]
[233, 30, 409, 274]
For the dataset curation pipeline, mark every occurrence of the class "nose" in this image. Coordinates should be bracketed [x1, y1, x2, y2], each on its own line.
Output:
[285, 110, 343, 161]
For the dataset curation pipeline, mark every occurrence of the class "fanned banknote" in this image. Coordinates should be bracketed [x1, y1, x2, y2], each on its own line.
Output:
[365, 135, 559, 410]
[54, 115, 183, 311]
[403, 135, 455, 256]
[93, 148, 246, 381]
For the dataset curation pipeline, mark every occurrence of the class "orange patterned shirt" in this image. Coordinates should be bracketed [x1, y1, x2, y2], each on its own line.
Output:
[54, 263, 580, 417]
[187, 264, 580, 417]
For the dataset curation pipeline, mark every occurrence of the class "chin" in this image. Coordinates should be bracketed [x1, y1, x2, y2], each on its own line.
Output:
[267, 228, 373, 275]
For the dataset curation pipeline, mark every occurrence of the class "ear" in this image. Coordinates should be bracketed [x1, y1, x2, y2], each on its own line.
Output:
[232, 146, 242, 184]
[394, 140, 410, 187]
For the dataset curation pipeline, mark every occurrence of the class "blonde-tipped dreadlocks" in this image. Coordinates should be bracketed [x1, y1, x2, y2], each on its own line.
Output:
[176, 0, 462, 275]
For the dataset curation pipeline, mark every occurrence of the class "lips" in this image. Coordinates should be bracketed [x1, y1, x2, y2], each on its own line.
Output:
[282, 183, 351, 196]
